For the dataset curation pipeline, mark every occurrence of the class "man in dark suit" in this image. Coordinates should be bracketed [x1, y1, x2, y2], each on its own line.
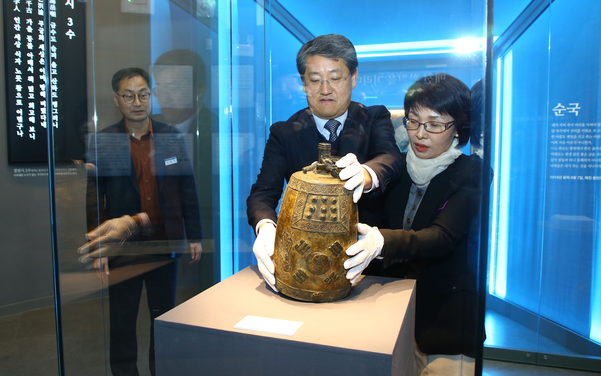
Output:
[78, 67, 202, 376]
[247, 34, 403, 291]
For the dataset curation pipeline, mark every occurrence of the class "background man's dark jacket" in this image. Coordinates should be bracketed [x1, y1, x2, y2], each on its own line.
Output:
[86, 118, 202, 262]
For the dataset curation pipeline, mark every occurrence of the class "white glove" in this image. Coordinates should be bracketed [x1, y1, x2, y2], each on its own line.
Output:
[344, 223, 384, 284]
[337, 153, 366, 203]
[252, 222, 278, 292]
[78, 215, 139, 263]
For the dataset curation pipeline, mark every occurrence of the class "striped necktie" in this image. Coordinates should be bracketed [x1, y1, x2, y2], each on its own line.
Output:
[324, 119, 341, 142]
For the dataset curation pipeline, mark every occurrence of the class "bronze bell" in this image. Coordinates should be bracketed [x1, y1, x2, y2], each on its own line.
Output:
[274, 143, 358, 302]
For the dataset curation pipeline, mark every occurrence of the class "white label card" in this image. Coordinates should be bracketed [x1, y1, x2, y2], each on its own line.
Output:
[234, 315, 303, 337]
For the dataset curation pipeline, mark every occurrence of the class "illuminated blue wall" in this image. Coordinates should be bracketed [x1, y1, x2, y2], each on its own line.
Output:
[268, 21, 303, 124]
[490, 6, 550, 312]
[542, 0, 601, 342]
[230, 0, 267, 275]
[490, 0, 601, 347]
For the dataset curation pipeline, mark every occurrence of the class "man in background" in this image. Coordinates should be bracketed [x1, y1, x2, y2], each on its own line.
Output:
[79, 67, 202, 376]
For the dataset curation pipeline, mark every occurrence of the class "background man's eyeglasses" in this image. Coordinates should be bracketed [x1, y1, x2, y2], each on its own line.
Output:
[117, 92, 151, 104]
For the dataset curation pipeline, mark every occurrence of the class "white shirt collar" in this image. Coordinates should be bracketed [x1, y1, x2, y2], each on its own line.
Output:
[312, 110, 348, 140]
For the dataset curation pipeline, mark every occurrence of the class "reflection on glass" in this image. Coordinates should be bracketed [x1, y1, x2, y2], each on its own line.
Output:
[82, 67, 203, 376]
[151, 50, 215, 271]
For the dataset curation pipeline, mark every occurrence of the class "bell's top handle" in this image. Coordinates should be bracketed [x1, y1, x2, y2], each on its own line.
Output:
[301, 143, 340, 178]
[318, 143, 331, 164]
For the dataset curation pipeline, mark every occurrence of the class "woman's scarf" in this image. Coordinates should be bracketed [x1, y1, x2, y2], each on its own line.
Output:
[406, 138, 462, 186]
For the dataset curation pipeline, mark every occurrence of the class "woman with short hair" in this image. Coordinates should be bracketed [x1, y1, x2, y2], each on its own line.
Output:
[345, 74, 482, 376]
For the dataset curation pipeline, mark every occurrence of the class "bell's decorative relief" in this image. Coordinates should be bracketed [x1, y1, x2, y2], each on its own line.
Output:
[273, 143, 358, 302]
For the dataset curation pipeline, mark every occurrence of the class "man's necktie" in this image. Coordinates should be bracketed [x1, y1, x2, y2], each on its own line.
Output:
[324, 119, 341, 142]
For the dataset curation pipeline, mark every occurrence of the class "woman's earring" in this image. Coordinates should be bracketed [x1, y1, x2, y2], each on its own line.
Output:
[454, 133, 459, 138]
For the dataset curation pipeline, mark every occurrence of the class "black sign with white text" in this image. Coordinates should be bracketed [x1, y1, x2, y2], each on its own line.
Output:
[3, 0, 87, 163]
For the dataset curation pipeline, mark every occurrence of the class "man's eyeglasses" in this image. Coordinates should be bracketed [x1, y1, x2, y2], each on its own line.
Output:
[117, 92, 151, 104]
[303, 73, 351, 91]
[403, 116, 455, 134]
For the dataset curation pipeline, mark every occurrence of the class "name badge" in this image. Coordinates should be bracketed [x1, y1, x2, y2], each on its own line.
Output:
[165, 157, 177, 166]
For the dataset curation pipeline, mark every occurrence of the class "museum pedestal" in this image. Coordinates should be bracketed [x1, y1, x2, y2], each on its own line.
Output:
[155, 265, 416, 376]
